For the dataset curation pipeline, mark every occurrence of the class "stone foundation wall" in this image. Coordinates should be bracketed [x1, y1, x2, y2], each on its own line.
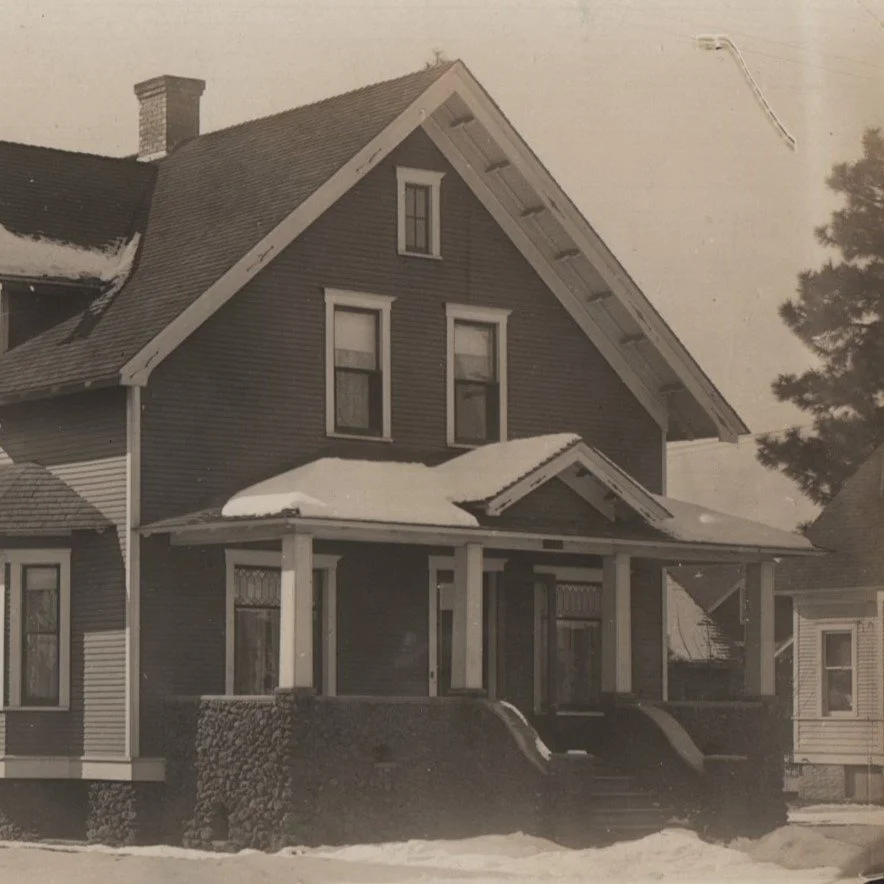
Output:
[164, 694, 547, 850]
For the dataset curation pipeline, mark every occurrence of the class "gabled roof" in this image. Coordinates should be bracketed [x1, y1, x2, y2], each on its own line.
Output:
[777, 443, 884, 593]
[0, 462, 110, 534]
[667, 576, 741, 664]
[0, 61, 748, 443]
[144, 433, 816, 555]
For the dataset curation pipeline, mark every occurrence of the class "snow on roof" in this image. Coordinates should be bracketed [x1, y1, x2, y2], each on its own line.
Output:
[667, 577, 737, 663]
[0, 222, 140, 284]
[654, 494, 813, 551]
[222, 458, 479, 527]
[433, 433, 581, 503]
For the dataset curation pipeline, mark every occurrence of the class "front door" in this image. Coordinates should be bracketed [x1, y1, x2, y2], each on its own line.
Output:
[536, 579, 603, 711]
[429, 568, 497, 697]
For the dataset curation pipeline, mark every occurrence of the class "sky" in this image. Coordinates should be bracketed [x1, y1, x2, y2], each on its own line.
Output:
[2, 0, 883, 527]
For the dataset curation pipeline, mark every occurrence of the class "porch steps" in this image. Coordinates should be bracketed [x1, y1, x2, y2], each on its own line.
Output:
[548, 752, 676, 846]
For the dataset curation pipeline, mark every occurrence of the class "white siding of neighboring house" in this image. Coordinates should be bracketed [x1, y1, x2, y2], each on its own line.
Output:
[793, 596, 883, 763]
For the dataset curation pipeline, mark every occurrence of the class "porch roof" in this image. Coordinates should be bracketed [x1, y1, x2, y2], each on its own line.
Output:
[0, 462, 110, 535]
[141, 435, 818, 558]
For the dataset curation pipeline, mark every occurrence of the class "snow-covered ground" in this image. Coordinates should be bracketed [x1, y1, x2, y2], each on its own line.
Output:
[0, 828, 856, 884]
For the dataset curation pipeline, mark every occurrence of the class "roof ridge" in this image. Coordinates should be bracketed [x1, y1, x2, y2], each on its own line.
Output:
[0, 138, 142, 165]
[180, 61, 458, 149]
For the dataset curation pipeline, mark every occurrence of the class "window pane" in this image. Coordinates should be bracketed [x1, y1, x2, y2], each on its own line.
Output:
[826, 668, 853, 713]
[825, 632, 852, 668]
[334, 310, 378, 370]
[336, 370, 372, 430]
[455, 382, 489, 442]
[405, 183, 430, 253]
[23, 633, 59, 705]
[25, 589, 58, 632]
[234, 566, 280, 606]
[454, 323, 495, 381]
[234, 608, 279, 695]
[24, 566, 59, 592]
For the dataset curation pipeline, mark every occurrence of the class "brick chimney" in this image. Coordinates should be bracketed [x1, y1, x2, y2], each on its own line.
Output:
[133, 75, 206, 161]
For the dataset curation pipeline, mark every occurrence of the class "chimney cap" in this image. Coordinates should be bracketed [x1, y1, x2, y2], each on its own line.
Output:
[134, 75, 206, 100]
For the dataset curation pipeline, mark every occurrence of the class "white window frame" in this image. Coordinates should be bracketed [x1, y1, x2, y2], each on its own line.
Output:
[225, 549, 340, 697]
[818, 622, 858, 719]
[2, 548, 71, 711]
[446, 303, 510, 448]
[397, 167, 444, 259]
[428, 555, 506, 699]
[324, 288, 395, 442]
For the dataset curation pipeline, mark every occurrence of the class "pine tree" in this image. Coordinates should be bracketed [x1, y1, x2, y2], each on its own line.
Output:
[757, 129, 884, 504]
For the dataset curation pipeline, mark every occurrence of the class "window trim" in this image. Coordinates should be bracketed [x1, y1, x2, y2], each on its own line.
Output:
[2, 548, 71, 712]
[397, 167, 444, 259]
[325, 289, 395, 442]
[818, 622, 858, 719]
[446, 304, 510, 448]
[224, 549, 340, 697]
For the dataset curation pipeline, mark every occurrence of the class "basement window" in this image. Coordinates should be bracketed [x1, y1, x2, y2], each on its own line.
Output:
[397, 168, 444, 258]
[2, 549, 71, 711]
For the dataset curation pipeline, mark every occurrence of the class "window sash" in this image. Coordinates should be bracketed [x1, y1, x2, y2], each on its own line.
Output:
[21, 564, 61, 707]
[822, 630, 854, 715]
[404, 183, 431, 254]
[333, 307, 383, 435]
[454, 380, 500, 444]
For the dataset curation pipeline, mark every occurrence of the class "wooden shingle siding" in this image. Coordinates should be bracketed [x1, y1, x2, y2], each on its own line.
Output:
[4, 531, 126, 756]
[794, 599, 883, 759]
[141, 128, 663, 525]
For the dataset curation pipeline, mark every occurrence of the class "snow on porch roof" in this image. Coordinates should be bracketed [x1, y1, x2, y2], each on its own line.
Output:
[202, 434, 817, 553]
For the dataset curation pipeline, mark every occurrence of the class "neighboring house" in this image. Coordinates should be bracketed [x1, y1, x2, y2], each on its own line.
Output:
[666, 575, 741, 701]
[778, 445, 884, 803]
[0, 61, 819, 844]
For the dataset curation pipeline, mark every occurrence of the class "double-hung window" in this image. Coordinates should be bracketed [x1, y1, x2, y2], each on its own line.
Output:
[397, 168, 444, 258]
[821, 628, 855, 716]
[446, 304, 509, 446]
[2, 549, 71, 710]
[325, 289, 395, 440]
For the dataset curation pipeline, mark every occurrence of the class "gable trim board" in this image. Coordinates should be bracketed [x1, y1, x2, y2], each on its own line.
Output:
[118, 62, 747, 444]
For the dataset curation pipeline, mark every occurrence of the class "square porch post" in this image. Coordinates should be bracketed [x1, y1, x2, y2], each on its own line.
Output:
[451, 543, 484, 692]
[280, 532, 314, 691]
[602, 553, 632, 694]
[744, 560, 775, 696]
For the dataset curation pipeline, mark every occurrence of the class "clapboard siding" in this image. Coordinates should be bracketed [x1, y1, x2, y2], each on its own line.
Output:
[794, 598, 882, 759]
[0, 390, 129, 761]
[141, 127, 664, 525]
[3, 531, 126, 757]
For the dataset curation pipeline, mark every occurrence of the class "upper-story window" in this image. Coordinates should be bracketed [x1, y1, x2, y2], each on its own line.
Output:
[397, 168, 444, 259]
[3, 548, 71, 711]
[446, 304, 510, 447]
[325, 289, 395, 440]
[821, 627, 855, 716]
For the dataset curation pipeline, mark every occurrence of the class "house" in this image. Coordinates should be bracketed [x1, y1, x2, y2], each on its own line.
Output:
[0, 61, 820, 846]
[778, 445, 884, 804]
[665, 575, 742, 701]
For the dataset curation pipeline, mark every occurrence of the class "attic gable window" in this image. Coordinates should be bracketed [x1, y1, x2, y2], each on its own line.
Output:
[325, 289, 395, 441]
[397, 168, 444, 258]
[2, 549, 71, 711]
[446, 304, 510, 447]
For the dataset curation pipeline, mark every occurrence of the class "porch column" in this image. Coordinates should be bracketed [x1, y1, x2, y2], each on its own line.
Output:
[451, 543, 484, 692]
[744, 560, 775, 696]
[280, 532, 314, 691]
[602, 553, 632, 694]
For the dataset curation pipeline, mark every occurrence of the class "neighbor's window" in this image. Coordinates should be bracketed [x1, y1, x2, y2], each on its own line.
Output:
[446, 305, 509, 446]
[397, 167, 444, 258]
[324, 289, 395, 439]
[3, 549, 70, 710]
[822, 629, 854, 715]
